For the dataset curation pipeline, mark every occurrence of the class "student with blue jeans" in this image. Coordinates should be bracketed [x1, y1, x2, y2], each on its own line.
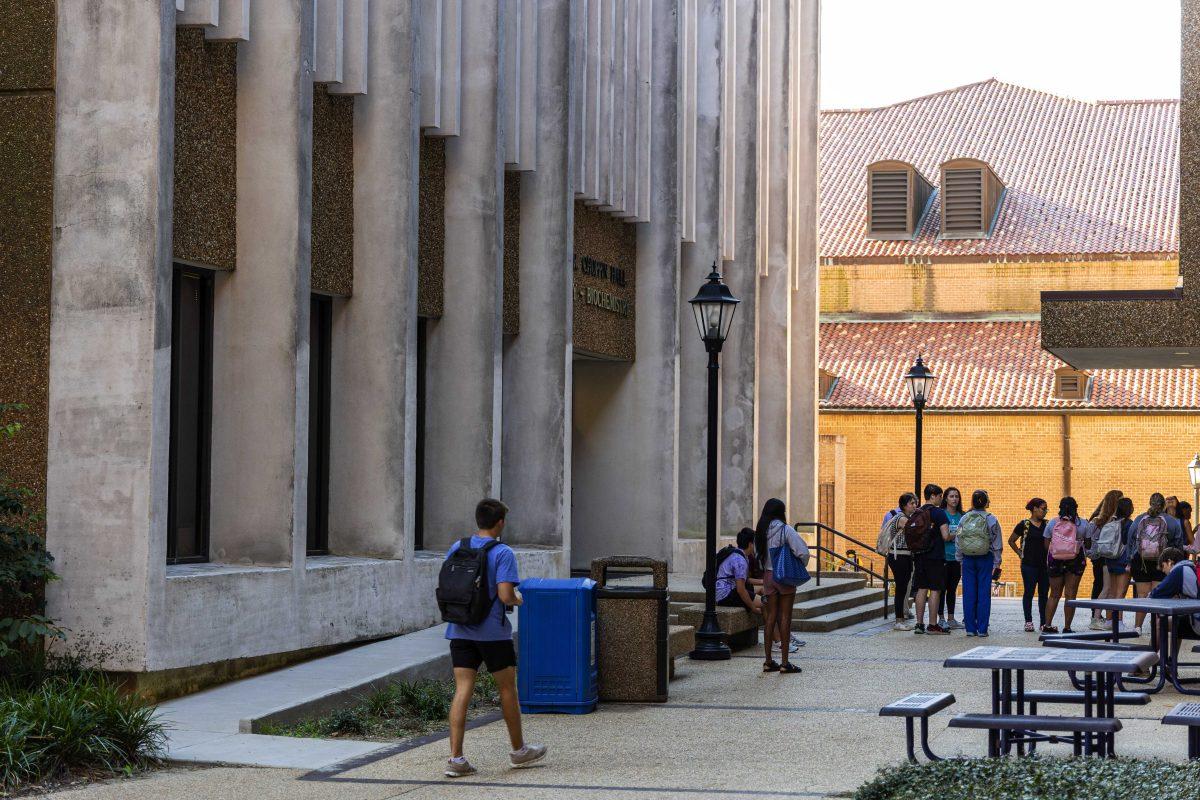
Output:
[956, 490, 1003, 637]
[444, 499, 547, 778]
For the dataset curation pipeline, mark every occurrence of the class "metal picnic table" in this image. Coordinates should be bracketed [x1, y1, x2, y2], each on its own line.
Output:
[944, 645, 1158, 757]
[1067, 598, 1200, 695]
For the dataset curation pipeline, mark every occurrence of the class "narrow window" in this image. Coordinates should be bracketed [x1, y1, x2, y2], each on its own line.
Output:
[414, 317, 428, 551]
[307, 295, 333, 555]
[168, 267, 214, 564]
[940, 159, 1005, 239]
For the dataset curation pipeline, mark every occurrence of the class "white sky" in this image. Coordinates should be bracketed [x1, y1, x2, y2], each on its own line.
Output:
[820, 0, 1181, 110]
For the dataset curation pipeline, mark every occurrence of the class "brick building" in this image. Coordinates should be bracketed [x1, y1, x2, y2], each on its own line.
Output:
[817, 79, 1192, 588]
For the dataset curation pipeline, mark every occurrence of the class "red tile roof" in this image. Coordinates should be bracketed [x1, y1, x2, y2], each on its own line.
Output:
[820, 320, 1200, 410]
[820, 80, 1179, 260]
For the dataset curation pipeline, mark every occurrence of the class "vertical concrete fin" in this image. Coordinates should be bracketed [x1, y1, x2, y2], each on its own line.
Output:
[518, 0, 539, 171]
[678, 0, 697, 242]
[314, 0, 346, 85]
[330, 0, 369, 95]
[607, 0, 626, 213]
[635, 0, 652, 222]
[178, 0, 219, 27]
[718, 0, 736, 262]
[503, 0, 522, 166]
[418, 0, 443, 129]
[206, 0, 250, 42]
[436, 0, 463, 135]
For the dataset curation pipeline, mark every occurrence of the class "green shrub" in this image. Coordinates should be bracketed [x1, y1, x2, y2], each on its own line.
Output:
[855, 757, 1200, 800]
[0, 673, 165, 792]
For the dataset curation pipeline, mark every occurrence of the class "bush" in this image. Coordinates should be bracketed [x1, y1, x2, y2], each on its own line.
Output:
[854, 757, 1200, 800]
[0, 672, 165, 792]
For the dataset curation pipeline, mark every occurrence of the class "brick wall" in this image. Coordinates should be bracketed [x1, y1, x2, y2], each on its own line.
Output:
[819, 412, 1200, 595]
[820, 259, 1178, 315]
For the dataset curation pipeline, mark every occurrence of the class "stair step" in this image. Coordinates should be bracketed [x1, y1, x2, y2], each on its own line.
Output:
[669, 614, 679, 625]
[793, 602, 889, 633]
[663, 576, 867, 605]
[791, 586, 886, 619]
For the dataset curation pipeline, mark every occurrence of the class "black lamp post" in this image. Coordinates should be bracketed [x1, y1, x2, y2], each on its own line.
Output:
[688, 265, 739, 661]
[1188, 454, 1200, 521]
[903, 356, 935, 498]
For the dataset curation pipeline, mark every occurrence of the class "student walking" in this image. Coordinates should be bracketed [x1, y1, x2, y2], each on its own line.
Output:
[938, 487, 965, 630]
[1042, 497, 1095, 634]
[1086, 490, 1124, 629]
[878, 492, 919, 631]
[1009, 498, 1049, 632]
[755, 498, 808, 674]
[440, 499, 546, 778]
[910, 484, 952, 635]
[955, 490, 1003, 637]
[1129, 493, 1186, 633]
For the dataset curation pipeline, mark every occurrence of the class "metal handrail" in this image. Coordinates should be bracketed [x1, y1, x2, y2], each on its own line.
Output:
[795, 521, 891, 621]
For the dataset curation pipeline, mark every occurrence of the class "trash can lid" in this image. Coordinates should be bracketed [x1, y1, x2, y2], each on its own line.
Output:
[520, 577, 597, 592]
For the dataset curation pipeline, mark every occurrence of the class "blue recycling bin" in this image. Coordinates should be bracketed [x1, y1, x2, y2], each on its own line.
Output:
[517, 577, 598, 714]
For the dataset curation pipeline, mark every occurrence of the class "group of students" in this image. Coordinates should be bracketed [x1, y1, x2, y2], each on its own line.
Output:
[1011, 490, 1199, 635]
[711, 498, 812, 674]
[877, 484, 1004, 636]
[877, 485, 1200, 638]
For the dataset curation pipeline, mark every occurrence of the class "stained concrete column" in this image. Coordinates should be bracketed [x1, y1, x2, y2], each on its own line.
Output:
[423, 0, 504, 549]
[677, 1, 723, 541]
[327, 0, 420, 559]
[719, 0, 761, 534]
[500, 0, 573, 551]
[754, 0, 792, 512]
[45, 0, 176, 670]
[787, 0, 821, 523]
[209, 0, 314, 565]
[571, 0, 679, 570]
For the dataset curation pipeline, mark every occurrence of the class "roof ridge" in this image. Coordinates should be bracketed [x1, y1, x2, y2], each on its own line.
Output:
[1095, 97, 1179, 106]
[821, 79, 1177, 115]
[821, 78, 1000, 114]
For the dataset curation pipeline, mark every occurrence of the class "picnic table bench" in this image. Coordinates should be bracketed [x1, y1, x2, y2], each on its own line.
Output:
[944, 645, 1158, 757]
[879, 692, 955, 762]
[1068, 598, 1200, 695]
[1162, 702, 1200, 759]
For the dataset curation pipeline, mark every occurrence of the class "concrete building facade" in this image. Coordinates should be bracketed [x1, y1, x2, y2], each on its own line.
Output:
[0, 0, 820, 687]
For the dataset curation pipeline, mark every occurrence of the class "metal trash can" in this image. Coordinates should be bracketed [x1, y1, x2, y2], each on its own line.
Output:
[517, 577, 598, 714]
[591, 556, 669, 703]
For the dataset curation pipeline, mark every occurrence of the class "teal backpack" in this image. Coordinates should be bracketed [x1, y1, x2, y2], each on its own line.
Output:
[957, 511, 991, 557]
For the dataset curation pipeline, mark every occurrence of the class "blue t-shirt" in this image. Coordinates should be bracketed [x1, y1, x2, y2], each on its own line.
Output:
[944, 511, 964, 560]
[714, 550, 750, 602]
[443, 535, 520, 642]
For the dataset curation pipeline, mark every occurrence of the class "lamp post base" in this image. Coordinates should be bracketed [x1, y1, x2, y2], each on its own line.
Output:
[689, 612, 732, 660]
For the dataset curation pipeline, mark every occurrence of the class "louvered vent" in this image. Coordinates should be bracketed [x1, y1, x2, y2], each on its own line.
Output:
[943, 168, 984, 234]
[1054, 369, 1090, 401]
[869, 171, 909, 235]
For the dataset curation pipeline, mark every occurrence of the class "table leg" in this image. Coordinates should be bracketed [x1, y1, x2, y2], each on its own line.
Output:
[1001, 669, 1013, 755]
[1016, 670, 1026, 756]
[1083, 672, 1094, 756]
[905, 718, 917, 763]
[989, 669, 1000, 758]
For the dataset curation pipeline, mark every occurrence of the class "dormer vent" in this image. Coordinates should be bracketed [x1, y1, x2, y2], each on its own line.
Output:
[867, 161, 934, 240]
[1054, 367, 1091, 401]
[940, 158, 1005, 239]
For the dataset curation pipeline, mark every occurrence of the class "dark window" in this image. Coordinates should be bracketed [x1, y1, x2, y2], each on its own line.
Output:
[308, 295, 333, 555]
[168, 267, 214, 564]
[414, 317, 428, 551]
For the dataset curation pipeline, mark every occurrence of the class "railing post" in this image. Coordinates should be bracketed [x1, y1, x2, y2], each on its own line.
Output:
[815, 526, 822, 586]
[883, 556, 890, 620]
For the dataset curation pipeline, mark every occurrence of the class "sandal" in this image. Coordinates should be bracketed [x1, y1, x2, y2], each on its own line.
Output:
[1041, 624, 1059, 634]
[778, 663, 802, 674]
[763, 660, 780, 673]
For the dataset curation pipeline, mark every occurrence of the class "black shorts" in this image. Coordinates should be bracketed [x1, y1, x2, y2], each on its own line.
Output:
[449, 639, 517, 673]
[1048, 552, 1086, 578]
[912, 553, 947, 590]
[1130, 556, 1167, 584]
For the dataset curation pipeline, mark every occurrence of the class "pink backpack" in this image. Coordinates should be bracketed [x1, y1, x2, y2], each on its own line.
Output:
[1048, 517, 1079, 561]
[1137, 515, 1168, 560]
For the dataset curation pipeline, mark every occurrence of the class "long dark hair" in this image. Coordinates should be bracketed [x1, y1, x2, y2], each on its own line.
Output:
[1058, 496, 1079, 520]
[941, 487, 964, 515]
[754, 498, 787, 569]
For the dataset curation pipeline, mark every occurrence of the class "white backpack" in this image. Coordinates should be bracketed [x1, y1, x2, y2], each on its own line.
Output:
[1093, 518, 1123, 559]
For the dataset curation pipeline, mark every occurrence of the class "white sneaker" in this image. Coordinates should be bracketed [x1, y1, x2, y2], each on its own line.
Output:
[445, 758, 477, 778]
[1089, 618, 1107, 631]
[772, 638, 801, 654]
[946, 617, 964, 630]
[510, 743, 547, 768]
[893, 620, 915, 631]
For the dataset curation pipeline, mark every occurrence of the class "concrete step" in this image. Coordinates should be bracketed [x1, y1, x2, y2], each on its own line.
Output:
[791, 586, 885, 620]
[668, 623, 695, 659]
[793, 602, 889, 633]
[669, 614, 679, 625]
[657, 575, 867, 605]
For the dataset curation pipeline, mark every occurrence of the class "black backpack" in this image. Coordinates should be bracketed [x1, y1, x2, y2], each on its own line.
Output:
[436, 538, 500, 625]
[701, 545, 746, 592]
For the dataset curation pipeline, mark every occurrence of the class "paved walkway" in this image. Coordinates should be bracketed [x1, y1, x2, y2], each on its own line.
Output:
[52, 599, 1196, 798]
[159, 623, 464, 768]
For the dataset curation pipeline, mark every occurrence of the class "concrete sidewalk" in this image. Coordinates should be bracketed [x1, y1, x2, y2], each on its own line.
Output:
[158, 622, 467, 768]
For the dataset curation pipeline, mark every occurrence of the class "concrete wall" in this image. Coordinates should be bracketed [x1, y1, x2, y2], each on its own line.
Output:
[572, 0, 680, 571]
[46, 0, 176, 671]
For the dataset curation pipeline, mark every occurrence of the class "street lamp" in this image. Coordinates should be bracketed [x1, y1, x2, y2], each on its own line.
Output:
[903, 356, 935, 498]
[1188, 454, 1200, 521]
[688, 265, 739, 661]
